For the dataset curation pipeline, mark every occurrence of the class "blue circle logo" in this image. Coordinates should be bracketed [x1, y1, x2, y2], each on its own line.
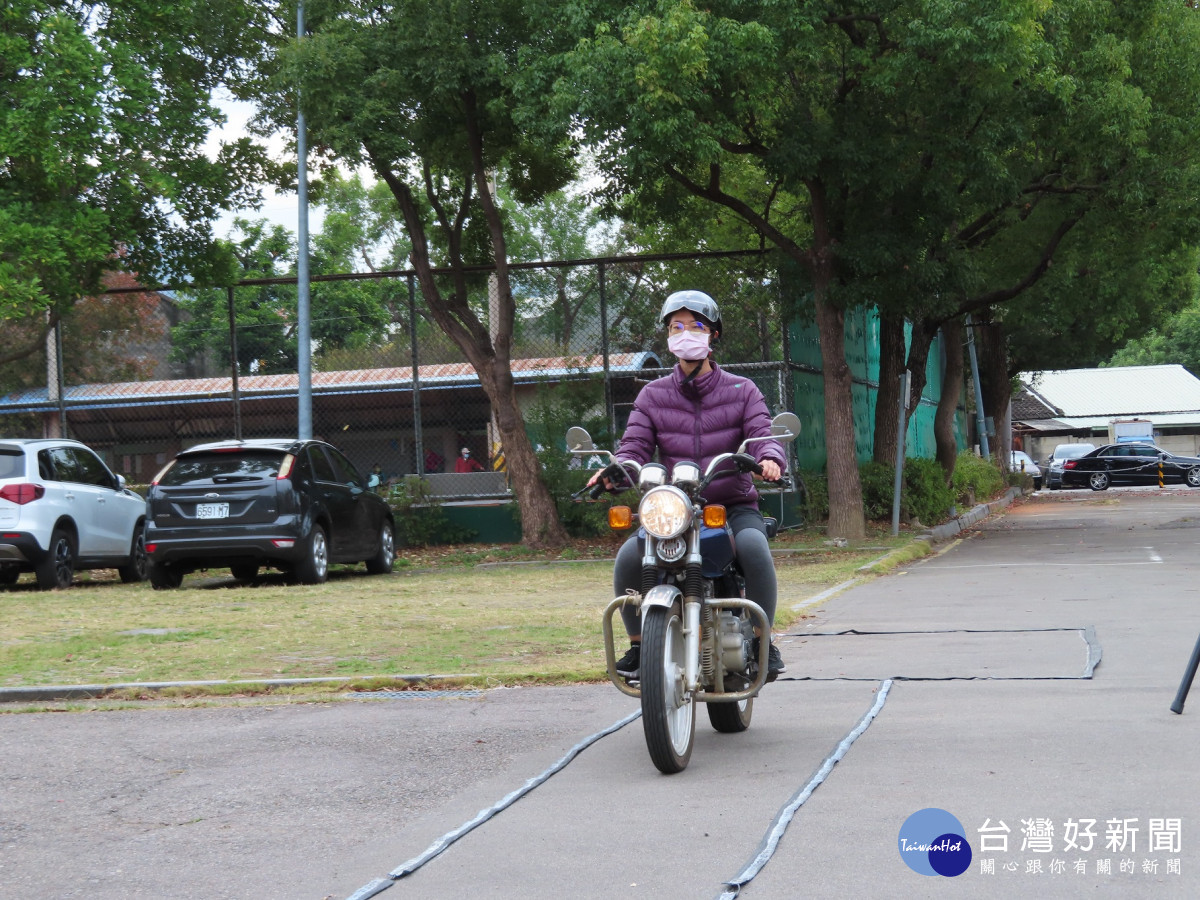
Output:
[898, 808, 972, 877]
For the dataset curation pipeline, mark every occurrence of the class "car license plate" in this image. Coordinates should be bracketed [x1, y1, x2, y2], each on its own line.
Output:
[195, 502, 229, 519]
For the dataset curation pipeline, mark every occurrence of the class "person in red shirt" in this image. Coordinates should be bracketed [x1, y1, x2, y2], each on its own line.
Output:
[454, 447, 484, 473]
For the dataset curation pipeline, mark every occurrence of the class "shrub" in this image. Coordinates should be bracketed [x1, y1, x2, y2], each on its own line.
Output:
[796, 470, 828, 524]
[903, 457, 955, 526]
[386, 478, 476, 547]
[950, 452, 1006, 508]
[858, 460, 896, 521]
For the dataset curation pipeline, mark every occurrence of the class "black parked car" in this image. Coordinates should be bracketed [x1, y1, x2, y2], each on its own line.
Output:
[1060, 442, 1200, 492]
[144, 439, 395, 589]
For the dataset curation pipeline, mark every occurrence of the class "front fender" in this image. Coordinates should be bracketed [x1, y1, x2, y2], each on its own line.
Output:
[641, 583, 681, 610]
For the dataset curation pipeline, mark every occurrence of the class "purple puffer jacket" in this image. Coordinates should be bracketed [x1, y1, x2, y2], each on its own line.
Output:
[616, 362, 786, 508]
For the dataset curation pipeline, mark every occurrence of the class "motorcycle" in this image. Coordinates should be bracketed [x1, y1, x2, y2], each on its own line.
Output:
[567, 412, 801, 774]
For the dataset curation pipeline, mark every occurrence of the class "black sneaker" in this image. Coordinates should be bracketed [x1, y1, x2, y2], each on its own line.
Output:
[754, 638, 786, 683]
[615, 643, 640, 679]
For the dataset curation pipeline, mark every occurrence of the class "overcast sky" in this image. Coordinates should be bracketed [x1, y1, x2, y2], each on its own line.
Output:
[207, 93, 326, 239]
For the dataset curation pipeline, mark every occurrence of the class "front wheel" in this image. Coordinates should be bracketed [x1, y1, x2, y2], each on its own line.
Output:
[365, 520, 395, 574]
[1088, 471, 1110, 491]
[640, 606, 695, 774]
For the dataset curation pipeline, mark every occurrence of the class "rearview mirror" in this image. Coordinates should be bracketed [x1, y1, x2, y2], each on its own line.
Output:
[770, 412, 801, 443]
[566, 426, 595, 453]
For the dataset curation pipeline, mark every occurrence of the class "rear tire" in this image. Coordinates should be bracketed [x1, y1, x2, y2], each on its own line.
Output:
[149, 562, 184, 590]
[365, 521, 395, 574]
[640, 606, 695, 774]
[35, 527, 75, 590]
[291, 525, 329, 584]
[0, 566, 20, 586]
[707, 697, 753, 733]
[1187, 467, 1200, 488]
[117, 523, 148, 584]
[1088, 471, 1110, 491]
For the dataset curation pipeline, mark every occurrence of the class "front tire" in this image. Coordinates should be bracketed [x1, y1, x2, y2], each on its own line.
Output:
[640, 606, 695, 774]
[291, 525, 329, 584]
[365, 520, 395, 574]
[117, 523, 148, 583]
[1088, 471, 1110, 491]
[35, 527, 75, 590]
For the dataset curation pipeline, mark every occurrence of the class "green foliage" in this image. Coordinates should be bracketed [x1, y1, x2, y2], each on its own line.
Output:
[1108, 303, 1200, 379]
[903, 458, 956, 527]
[795, 470, 828, 525]
[0, 0, 276, 343]
[857, 458, 954, 526]
[951, 452, 1007, 509]
[386, 478, 476, 547]
[858, 461, 897, 522]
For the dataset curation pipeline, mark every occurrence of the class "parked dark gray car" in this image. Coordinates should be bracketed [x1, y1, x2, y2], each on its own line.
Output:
[144, 439, 395, 588]
[1060, 442, 1200, 492]
[1043, 442, 1096, 490]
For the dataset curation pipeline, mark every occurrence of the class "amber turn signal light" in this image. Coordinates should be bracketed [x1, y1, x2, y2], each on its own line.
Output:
[703, 505, 726, 528]
[608, 506, 633, 530]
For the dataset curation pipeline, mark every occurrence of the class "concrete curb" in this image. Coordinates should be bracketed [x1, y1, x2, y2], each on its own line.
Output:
[920, 485, 1024, 545]
[0, 673, 479, 705]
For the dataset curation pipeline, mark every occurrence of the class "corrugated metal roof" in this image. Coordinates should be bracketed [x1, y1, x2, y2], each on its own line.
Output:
[0, 352, 660, 413]
[1017, 365, 1200, 419]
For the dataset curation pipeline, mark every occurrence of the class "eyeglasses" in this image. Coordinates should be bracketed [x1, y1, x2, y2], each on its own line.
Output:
[667, 321, 709, 334]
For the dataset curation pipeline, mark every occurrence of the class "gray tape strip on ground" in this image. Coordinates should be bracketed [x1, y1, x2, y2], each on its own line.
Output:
[344, 709, 642, 900]
[716, 679, 894, 900]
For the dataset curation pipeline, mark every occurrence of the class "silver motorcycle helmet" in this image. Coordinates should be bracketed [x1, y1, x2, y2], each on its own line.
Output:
[659, 290, 722, 338]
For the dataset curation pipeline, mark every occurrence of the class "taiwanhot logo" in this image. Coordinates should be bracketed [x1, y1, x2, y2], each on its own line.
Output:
[898, 808, 973, 877]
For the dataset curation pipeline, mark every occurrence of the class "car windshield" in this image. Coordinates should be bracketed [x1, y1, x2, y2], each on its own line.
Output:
[160, 450, 285, 485]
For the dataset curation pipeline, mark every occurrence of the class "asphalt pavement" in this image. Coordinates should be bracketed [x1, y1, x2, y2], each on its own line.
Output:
[4, 486, 1200, 899]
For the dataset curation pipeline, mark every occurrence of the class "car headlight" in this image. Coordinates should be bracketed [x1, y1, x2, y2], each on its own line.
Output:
[639, 486, 691, 539]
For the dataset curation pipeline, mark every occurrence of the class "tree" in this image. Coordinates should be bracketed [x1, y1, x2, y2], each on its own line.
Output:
[264, 0, 576, 548]
[1108, 302, 1200, 378]
[0, 0, 277, 364]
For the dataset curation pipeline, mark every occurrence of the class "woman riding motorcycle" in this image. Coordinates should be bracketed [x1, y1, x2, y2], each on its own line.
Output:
[592, 290, 788, 682]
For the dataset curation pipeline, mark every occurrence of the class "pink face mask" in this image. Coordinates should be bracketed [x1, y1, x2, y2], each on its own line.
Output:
[668, 330, 711, 361]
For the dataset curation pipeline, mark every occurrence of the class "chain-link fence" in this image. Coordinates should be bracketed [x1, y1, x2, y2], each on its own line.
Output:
[0, 251, 795, 499]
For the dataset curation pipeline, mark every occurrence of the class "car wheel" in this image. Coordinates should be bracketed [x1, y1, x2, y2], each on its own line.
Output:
[35, 527, 76, 590]
[1088, 471, 1110, 491]
[149, 562, 184, 590]
[365, 521, 395, 575]
[117, 523, 149, 583]
[1187, 467, 1200, 488]
[0, 566, 19, 586]
[230, 563, 259, 582]
[290, 525, 329, 584]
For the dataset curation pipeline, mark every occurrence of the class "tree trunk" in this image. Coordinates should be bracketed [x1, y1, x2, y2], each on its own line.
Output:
[814, 293, 866, 541]
[976, 315, 1011, 469]
[934, 317, 965, 481]
[872, 309, 907, 464]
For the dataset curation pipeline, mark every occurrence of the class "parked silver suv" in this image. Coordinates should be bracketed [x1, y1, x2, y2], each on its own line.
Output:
[0, 439, 148, 589]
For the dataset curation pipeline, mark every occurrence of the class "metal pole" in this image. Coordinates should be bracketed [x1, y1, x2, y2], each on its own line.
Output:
[966, 314, 989, 458]
[227, 285, 242, 439]
[598, 262, 614, 439]
[295, 0, 312, 440]
[408, 275, 424, 475]
[891, 370, 909, 537]
[1171, 632, 1200, 713]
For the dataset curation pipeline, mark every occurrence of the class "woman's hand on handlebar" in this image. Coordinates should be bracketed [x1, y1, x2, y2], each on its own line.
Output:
[757, 459, 782, 481]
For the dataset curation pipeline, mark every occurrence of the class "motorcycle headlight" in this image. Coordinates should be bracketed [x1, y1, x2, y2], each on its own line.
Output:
[639, 486, 691, 539]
